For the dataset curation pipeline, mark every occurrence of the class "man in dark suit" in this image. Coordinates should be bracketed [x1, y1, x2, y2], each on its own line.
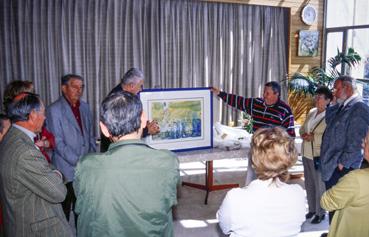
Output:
[46, 74, 96, 226]
[100, 68, 160, 152]
[320, 76, 369, 237]
[0, 93, 72, 237]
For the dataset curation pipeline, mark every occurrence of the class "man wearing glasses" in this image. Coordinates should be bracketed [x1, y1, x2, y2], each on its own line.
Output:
[100, 68, 160, 152]
[319, 76, 369, 237]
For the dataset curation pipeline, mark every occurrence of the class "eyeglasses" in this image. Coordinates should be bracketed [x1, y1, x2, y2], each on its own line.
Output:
[314, 95, 325, 100]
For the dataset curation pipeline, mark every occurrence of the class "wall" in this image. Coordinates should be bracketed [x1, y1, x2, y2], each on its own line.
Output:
[203, 0, 324, 123]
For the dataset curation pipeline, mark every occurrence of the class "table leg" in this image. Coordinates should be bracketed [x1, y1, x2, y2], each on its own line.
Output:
[182, 160, 239, 205]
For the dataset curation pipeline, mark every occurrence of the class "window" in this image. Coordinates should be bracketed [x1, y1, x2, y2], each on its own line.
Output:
[324, 0, 369, 79]
[326, 0, 369, 27]
[347, 29, 369, 79]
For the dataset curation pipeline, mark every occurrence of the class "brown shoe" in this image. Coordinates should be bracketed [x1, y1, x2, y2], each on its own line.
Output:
[320, 233, 328, 237]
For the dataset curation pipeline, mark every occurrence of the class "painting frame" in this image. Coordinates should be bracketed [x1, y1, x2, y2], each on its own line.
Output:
[298, 30, 319, 57]
[139, 87, 213, 152]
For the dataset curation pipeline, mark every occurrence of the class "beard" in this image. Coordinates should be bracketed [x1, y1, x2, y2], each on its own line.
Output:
[336, 91, 348, 104]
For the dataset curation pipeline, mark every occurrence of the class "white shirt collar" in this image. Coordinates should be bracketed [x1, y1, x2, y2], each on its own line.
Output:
[343, 93, 358, 107]
[12, 124, 36, 142]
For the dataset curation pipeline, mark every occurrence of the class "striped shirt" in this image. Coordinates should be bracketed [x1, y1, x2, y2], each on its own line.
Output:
[219, 91, 296, 137]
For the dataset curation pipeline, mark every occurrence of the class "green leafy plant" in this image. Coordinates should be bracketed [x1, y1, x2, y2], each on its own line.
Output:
[288, 47, 361, 95]
[240, 112, 254, 134]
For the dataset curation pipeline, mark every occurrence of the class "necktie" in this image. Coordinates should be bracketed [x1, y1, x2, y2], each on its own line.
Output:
[337, 104, 344, 114]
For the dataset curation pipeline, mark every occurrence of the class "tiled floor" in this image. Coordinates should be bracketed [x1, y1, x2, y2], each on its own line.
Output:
[175, 158, 329, 237]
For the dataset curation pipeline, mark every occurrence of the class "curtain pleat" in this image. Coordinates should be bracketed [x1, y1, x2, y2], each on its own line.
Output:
[0, 0, 289, 135]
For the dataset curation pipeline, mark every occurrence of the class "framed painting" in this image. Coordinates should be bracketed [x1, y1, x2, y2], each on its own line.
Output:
[139, 87, 213, 152]
[298, 30, 319, 57]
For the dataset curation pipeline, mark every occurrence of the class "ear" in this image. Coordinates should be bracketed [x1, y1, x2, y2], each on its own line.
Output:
[99, 122, 111, 138]
[28, 110, 37, 123]
[61, 84, 67, 94]
[140, 111, 148, 130]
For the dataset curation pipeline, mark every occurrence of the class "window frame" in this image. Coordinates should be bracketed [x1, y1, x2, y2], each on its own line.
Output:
[323, 0, 369, 77]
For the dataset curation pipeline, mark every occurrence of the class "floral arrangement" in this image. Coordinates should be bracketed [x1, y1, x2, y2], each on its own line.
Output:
[241, 112, 254, 134]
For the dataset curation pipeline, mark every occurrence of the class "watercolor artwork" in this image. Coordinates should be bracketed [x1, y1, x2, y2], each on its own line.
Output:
[140, 88, 212, 151]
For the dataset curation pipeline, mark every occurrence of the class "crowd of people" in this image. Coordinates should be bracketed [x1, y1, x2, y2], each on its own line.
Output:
[0, 71, 369, 237]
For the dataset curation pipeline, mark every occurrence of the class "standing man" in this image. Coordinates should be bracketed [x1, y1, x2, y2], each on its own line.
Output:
[0, 93, 72, 237]
[47, 74, 96, 226]
[212, 81, 295, 184]
[74, 91, 179, 237]
[100, 68, 160, 152]
[320, 76, 369, 237]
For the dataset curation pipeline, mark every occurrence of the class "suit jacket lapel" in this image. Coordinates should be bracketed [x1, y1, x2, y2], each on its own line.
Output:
[80, 105, 89, 136]
[60, 97, 83, 135]
[342, 96, 360, 113]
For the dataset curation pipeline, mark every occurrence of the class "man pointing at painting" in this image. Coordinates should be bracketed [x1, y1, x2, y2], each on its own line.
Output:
[100, 68, 160, 152]
[211, 81, 295, 184]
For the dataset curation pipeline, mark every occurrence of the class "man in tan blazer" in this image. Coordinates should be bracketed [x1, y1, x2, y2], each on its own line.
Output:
[0, 93, 72, 237]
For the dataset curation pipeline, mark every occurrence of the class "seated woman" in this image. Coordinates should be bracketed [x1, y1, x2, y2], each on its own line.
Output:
[320, 131, 369, 237]
[217, 127, 305, 237]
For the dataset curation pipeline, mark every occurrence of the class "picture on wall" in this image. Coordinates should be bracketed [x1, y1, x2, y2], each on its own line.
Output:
[298, 30, 319, 57]
[139, 88, 213, 151]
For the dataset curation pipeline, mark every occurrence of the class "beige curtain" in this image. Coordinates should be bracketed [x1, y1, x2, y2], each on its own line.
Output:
[0, 0, 289, 135]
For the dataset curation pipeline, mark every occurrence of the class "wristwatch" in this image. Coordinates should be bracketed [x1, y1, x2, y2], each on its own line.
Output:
[301, 4, 317, 26]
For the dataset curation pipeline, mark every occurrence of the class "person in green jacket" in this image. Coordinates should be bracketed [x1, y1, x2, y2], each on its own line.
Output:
[320, 130, 369, 237]
[74, 91, 180, 237]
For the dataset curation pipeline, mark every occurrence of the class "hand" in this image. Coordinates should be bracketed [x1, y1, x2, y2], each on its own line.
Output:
[210, 87, 220, 96]
[53, 170, 63, 180]
[338, 163, 344, 171]
[301, 133, 313, 142]
[147, 120, 160, 135]
[35, 136, 49, 148]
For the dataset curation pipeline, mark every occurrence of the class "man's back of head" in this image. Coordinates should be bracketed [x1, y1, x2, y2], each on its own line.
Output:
[100, 91, 144, 139]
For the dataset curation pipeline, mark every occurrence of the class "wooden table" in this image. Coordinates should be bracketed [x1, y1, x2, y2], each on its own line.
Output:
[176, 148, 249, 204]
[176, 147, 304, 204]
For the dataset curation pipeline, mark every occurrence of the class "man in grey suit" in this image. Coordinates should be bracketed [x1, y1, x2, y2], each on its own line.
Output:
[47, 74, 96, 226]
[320, 76, 369, 237]
[0, 92, 72, 237]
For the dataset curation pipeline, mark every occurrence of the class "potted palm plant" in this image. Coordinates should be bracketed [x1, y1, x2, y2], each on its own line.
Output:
[288, 47, 361, 95]
[287, 47, 361, 122]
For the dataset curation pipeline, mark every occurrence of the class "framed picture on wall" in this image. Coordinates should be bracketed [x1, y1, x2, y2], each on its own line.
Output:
[139, 87, 213, 151]
[298, 30, 319, 57]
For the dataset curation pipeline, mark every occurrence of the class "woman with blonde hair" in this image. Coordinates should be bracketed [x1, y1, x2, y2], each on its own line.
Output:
[217, 127, 305, 237]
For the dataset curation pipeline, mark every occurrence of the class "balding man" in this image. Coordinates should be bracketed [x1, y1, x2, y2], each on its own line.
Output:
[100, 68, 160, 152]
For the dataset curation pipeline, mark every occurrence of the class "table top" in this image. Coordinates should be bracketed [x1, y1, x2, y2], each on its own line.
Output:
[175, 147, 303, 175]
[175, 148, 249, 163]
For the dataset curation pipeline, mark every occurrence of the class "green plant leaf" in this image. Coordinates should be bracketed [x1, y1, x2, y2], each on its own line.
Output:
[288, 47, 362, 95]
